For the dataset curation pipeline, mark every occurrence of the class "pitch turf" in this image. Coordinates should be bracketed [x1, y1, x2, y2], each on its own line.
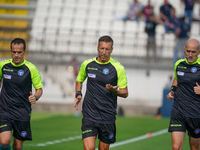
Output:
[22, 112, 190, 150]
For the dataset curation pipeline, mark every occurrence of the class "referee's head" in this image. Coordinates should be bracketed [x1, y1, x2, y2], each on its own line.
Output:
[98, 35, 114, 48]
[10, 38, 26, 51]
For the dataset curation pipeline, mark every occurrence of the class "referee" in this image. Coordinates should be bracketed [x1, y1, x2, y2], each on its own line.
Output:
[167, 38, 200, 150]
[74, 35, 128, 150]
[0, 38, 43, 150]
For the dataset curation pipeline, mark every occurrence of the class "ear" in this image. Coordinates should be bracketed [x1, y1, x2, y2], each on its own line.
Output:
[111, 47, 113, 53]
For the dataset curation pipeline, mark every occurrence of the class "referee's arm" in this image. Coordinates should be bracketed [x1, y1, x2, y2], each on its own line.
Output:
[167, 78, 177, 101]
[74, 82, 83, 110]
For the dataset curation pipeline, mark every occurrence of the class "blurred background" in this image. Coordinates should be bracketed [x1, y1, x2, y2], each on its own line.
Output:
[0, 0, 199, 117]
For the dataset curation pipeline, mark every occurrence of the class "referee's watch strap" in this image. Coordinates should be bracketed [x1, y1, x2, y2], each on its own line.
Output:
[75, 91, 82, 98]
[113, 89, 118, 95]
[35, 95, 39, 101]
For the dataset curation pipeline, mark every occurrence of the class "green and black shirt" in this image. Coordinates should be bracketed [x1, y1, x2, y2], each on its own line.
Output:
[77, 57, 127, 124]
[0, 59, 43, 121]
[173, 58, 200, 118]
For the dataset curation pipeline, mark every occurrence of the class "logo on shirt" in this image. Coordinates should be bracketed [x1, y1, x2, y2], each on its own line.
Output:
[177, 71, 184, 76]
[21, 131, 27, 137]
[3, 68, 13, 72]
[108, 133, 114, 139]
[88, 73, 96, 78]
[18, 70, 24, 76]
[3, 74, 11, 79]
[194, 128, 200, 134]
[177, 66, 187, 69]
[191, 67, 197, 73]
[103, 68, 109, 75]
[87, 67, 98, 70]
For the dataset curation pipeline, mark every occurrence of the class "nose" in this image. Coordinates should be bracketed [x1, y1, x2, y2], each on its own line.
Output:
[14, 52, 19, 57]
[102, 49, 106, 54]
[189, 52, 193, 56]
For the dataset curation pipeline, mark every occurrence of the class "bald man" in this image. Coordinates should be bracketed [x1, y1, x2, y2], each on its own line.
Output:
[167, 38, 200, 150]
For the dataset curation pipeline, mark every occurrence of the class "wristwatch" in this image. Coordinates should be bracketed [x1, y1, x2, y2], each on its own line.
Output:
[35, 95, 39, 101]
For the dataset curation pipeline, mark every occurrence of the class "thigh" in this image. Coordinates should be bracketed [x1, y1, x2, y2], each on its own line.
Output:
[13, 120, 32, 141]
[189, 136, 200, 150]
[171, 131, 185, 149]
[0, 116, 12, 143]
[98, 123, 116, 144]
[13, 138, 24, 150]
[83, 136, 96, 150]
[98, 140, 110, 150]
[0, 131, 12, 144]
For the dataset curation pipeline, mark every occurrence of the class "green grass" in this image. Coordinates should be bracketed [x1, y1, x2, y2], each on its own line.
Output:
[21, 113, 190, 150]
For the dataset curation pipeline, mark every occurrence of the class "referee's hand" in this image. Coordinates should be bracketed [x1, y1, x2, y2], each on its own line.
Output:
[167, 91, 174, 101]
[106, 84, 119, 92]
[194, 82, 200, 95]
[74, 96, 82, 110]
[29, 92, 37, 104]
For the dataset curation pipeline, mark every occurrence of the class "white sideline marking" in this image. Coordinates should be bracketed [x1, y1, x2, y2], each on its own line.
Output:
[95, 128, 168, 150]
[36, 135, 82, 146]
[25, 129, 168, 147]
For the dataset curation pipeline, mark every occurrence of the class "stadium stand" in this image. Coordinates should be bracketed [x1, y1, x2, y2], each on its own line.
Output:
[28, 0, 199, 62]
[0, 0, 199, 113]
[0, 0, 37, 57]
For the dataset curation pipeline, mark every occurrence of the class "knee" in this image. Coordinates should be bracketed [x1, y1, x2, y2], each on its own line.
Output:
[0, 139, 11, 147]
[12, 143, 23, 150]
[172, 144, 182, 150]
[83, 145, 95, 150]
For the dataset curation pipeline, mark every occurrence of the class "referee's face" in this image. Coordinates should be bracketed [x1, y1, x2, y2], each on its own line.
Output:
[97, 41, 113, 63]
[184, 46, 200, 63]
[11, 43, 27, 65]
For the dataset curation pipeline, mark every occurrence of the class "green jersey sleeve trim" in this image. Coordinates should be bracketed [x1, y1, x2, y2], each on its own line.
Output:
[76, 58, 95, 82]
[110, 58, 128, 89]
[25, 60, 43, 89]
[0, 59, 12, 80]
[174, 58, 186, 79]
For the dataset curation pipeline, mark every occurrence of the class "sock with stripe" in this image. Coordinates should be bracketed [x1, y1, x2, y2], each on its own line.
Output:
[0, 143, 11, 150]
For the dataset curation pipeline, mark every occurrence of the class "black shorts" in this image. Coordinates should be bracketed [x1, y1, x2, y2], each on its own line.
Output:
[81, 118, 116, 144]
[0, 116, 32, 141]
[168, 109, 200, 138]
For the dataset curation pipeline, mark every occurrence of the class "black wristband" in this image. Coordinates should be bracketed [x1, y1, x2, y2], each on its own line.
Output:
[76, 91, 82, 98]
[170, 86, 177, 92]
[113, 89, 118, 95]
[34, 95, 39, 101]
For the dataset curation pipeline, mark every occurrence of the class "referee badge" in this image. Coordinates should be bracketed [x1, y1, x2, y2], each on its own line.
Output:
[108, 133, 114, 139]
[21, 131, 27, 137]
[191, 67, 197, 73]
[194, 128, 200, 134]
[18, 70, 24, 76]
[103, 68, 109, 75]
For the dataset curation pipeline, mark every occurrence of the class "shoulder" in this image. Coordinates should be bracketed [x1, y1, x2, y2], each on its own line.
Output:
[109, 58, 125, 70]
[175, 59, 185, 66]
[0, 59, 12, 67]
[197, 59, 200, 65]
[0, 59, 11, 64]
[24, 60, 38, 71]
[81, 57, 96, 67]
